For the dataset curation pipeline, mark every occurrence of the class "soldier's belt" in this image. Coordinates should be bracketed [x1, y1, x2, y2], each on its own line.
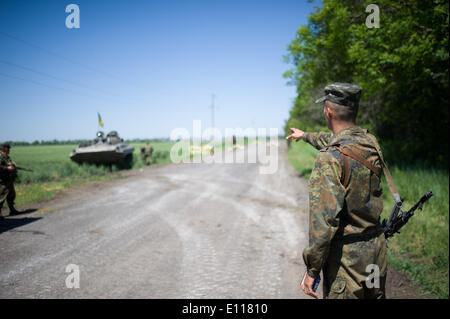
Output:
[332, 228, 384, 245]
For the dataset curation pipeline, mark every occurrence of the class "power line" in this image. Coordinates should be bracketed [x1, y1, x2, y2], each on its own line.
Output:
[0, 31, 144, 103]
[0, 71, 111, 100]
[0, 31, 118, 80]
[0, 59, 136, 102]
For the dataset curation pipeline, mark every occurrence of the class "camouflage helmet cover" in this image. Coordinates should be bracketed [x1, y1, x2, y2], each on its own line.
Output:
[0, 143, 11, 150]
[315, 82, 362, 109]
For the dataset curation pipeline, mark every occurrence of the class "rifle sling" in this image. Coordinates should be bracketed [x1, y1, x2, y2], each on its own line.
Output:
[335, 145, 381, 179]
[333, 227, 384, 245]
[364, 134, 401, 203]
[331, 143, 400, 203]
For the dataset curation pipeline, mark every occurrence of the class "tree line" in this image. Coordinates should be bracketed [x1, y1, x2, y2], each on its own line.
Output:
[4, 138, 171, 147]
[284, 0, 448, 167]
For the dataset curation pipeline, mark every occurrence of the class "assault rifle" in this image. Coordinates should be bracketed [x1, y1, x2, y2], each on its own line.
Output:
[13, 165, 33, 172]
[6, 164, 33, 181]
[382, 191, 433, 240]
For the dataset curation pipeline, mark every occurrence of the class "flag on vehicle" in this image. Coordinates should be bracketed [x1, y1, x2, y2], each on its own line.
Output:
[97, 112, 104, 127]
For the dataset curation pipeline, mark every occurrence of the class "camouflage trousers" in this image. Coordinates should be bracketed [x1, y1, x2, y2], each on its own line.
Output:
[0, 181, 16, 211]
[141, 154, 152, 165]
[323, 233, 387, 299]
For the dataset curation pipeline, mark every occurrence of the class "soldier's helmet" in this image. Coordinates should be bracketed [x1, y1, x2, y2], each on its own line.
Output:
[0, 143, 11, 150]
[96, 131, 105, 138]
[315, 83, 362, 109]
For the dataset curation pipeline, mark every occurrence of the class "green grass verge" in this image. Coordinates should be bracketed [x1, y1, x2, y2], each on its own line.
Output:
[287, 139, 449, 298]
[380, 164, 449, 298]
[287, 140, 318, 180]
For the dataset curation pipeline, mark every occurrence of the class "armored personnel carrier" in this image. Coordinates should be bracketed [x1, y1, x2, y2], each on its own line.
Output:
[70, 131, 134, 165]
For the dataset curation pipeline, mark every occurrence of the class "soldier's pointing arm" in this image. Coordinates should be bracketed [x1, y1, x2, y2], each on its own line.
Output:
[302, 150, 345, 278]
[302, 132, 333, 150]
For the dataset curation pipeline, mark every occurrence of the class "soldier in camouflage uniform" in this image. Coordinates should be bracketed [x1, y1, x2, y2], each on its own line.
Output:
[0, 143, 19, 219]
[287, 83, 387, 299]
[140, 143, 153, 165]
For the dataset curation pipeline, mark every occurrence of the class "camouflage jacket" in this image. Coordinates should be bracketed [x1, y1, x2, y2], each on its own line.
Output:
[302, 126, 384, 278]
[0, 152, 15, 182]
[145, 145, 153, 155]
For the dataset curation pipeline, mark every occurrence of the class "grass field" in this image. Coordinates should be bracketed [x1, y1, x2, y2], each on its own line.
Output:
[9, 142, 174, 206]
[287, 140, 449, 298]
[9, 140, 233, 207]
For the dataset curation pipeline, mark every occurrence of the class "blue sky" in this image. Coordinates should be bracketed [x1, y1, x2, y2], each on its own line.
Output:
[0, 0, 319, 141]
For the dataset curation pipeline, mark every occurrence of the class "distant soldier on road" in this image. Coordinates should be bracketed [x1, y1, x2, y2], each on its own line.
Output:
[140, 142, 153, 165]
[287, 83, 387, 299]
[0, 143, 20, 219]
[232, 135, 237, 152]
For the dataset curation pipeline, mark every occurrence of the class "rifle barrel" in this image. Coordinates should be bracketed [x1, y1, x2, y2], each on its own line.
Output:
[15, 166, 33, 172]
[407, 191, 433, 214]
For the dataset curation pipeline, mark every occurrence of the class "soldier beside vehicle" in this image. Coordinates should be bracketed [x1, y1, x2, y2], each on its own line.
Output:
[140, 142, 153, 165]
[0, 143, 20, 220]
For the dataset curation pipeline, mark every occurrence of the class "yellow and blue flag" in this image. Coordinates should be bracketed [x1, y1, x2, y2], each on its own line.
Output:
[97, 112, 104, 127]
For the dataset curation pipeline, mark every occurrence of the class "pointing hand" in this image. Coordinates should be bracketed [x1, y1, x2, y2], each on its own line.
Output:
[286, 128, 304, 142]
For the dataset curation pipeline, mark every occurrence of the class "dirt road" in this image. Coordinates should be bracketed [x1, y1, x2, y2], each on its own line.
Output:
[1, 143, 313, 298]
[0, 142, 430, 299]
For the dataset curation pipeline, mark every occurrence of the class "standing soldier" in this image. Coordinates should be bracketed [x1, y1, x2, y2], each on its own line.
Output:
[0, 143, 19, 219]
[287, 83, 387, 299]
[143, 142, 153, 165]
[140, 146, 146, 162]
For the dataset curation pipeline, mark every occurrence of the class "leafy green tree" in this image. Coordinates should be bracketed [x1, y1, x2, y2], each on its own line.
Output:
[284, 0, 449, 166]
